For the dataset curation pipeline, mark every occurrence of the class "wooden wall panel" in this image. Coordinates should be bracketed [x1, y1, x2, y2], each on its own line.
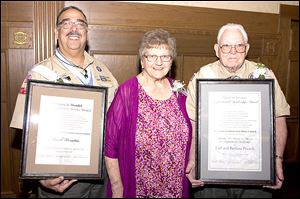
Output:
[1, 2, 8, 21]
[285, 118, 299, 162]
[5, 1, 33, 22]
[93, 54, 139, 84]
[1, 52, 8, 102]
[1, 52, 13, 195]
[34, 1, 64, 63]
[1, 103, 13, 196]
[1, 23, 8, 50]
[287, 58, 299, 117]
[8, 49, 35, 110]
[88, 26, 144, 53]
[280, 5, 299, 162]
[68, 1, 279, 34]
[287, 21, 299, 117]
[182, 56, 217, 83]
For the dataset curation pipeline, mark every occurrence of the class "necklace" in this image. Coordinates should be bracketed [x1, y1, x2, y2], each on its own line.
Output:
[55, 49, 88, 78]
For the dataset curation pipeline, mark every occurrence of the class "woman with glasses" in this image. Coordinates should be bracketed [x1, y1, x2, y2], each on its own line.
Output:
[185, 23, 290, 198]
[104, 29, 192, 198]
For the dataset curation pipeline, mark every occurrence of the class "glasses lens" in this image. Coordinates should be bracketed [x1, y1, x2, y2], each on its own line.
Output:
[59, 20, 87, 29]
[221, 45, 231, 53]
[220, 44, 246, 53]
[161, 55, 171, 62]
[236, 44, 246, 53]
[145, 55, 157, 62]
[144, 55, 172, 62]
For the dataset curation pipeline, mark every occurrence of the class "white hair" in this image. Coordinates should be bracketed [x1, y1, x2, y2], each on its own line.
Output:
[217, 23, 248, 44]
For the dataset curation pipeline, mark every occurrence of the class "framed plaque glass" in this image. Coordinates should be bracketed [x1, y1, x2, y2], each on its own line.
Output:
[196, 79, 275, 185]
[20, 80, 108, 180]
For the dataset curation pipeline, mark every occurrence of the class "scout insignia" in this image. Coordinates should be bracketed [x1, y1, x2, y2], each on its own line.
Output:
[19, 74, 32, 94]
[97, 75, 111, 82]
[96, 66, 102, 72]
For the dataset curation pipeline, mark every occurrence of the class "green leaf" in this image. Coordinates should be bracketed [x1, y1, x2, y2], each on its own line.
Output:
[258, 74, 265, 80]
[56, 78, 64, 83]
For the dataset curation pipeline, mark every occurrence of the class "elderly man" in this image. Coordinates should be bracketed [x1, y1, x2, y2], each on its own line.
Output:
[185, 23, 290, 198]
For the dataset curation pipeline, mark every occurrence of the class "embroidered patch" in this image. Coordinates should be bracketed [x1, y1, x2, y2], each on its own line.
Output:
[19, 87, 26, 94]
[96, 66, 102, 72]
[97, 75, 111, 82]
[19, 74, 32, 94]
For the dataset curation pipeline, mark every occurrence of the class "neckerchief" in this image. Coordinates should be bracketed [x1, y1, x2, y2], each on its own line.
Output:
[55, 48, 93, 85]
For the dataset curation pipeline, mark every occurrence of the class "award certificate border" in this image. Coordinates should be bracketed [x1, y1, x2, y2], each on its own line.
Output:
[20, 79, 108, 180]
[196, 79, 275, 185]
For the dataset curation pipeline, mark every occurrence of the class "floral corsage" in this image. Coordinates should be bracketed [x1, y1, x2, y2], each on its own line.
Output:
[171, 80, 187, 97]
[249, 63, 268, 80]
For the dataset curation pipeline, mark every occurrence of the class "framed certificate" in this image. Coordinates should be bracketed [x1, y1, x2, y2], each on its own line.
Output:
[20, 79, 108, 180]
[196, 79, 275, 185]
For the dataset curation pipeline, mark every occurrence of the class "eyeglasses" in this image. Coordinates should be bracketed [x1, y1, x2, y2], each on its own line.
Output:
[143, 55, 172, 62]
[219, 44, 247, 53]
[58, 19, 88, 30]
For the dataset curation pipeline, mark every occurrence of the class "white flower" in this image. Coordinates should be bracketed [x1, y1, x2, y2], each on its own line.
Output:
[252, 67, 267, 79]
[171, 80, 187, 96]
[249, 63, 267, 80]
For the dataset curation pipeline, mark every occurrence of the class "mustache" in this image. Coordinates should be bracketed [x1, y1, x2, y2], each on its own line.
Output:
[66, 31, 81, 37]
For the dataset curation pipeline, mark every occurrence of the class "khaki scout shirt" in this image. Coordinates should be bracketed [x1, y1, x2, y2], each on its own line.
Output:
[10, 51, 118, 129]
[186, 60, 290, 122]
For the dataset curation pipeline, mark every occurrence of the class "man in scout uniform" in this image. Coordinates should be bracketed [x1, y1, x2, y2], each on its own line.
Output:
[10, 6, 118, 198]
[185, 23, 290, 198]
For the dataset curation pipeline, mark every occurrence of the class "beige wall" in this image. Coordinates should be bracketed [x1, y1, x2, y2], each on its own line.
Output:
[123, 1, 299, 14]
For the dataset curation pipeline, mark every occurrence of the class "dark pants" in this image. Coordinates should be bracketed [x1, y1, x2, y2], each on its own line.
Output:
[38, 174, 107, 198]
[192, 185, 272, 198]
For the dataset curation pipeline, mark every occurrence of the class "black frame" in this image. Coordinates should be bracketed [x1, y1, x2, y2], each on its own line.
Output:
[20, 79, 108, 180]
[196, 79, 275, 185]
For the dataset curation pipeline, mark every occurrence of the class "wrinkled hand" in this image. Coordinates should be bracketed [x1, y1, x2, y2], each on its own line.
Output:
[185, 160, 204, 187]
[264, 159, 284, 189]
[39, 176, 77, 193]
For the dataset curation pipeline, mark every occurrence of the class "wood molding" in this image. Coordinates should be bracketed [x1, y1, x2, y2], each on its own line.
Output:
[67, 1, 279, 34]
[280, 4, 299, 20]
[34, 1, 64, 63]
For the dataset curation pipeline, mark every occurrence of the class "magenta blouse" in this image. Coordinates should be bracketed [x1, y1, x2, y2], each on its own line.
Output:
[104, 76, 192, 198]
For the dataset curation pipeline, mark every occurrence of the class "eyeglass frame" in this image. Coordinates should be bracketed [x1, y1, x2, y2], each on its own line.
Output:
[143, 54, 173, 62]
[219, 43, 248, 53]
[57, 19, 88, 30]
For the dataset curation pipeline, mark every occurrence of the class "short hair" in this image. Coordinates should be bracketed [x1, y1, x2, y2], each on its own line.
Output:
[56, 6, 87, 27]
[217, 23, 248, 44]
[138, 29, 177, 60]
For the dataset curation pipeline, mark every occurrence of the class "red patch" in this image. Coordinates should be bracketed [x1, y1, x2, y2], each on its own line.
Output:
[19, 87, 26, 94]
[19, 75, 32, 94]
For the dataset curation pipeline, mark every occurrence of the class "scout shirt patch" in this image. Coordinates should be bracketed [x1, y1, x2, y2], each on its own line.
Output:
[96, 66, 102, 72]
[97, 75, 112, 82]
[19, 74, 32, 94]
[95, 66, 112, 82]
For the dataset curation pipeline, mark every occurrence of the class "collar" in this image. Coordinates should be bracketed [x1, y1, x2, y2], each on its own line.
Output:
[55, 48, 93, 85]
[217, 60, 247, 78]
